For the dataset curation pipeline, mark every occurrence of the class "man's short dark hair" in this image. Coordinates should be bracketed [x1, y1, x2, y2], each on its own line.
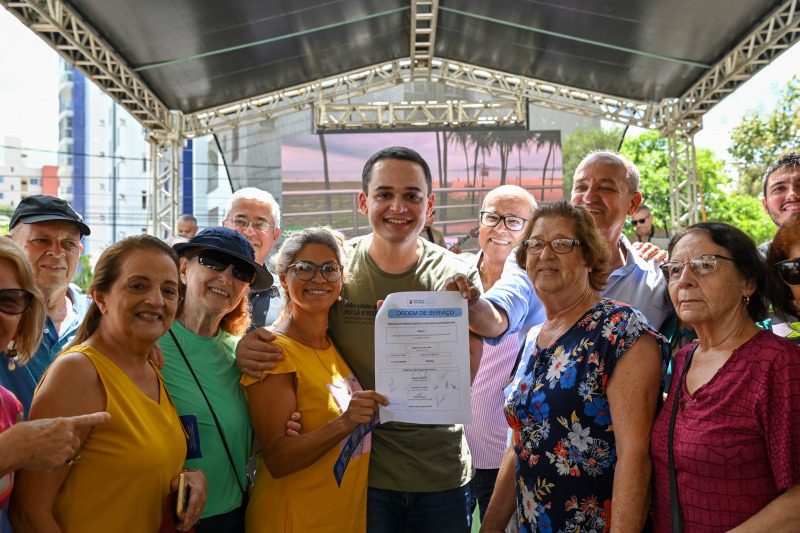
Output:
[762, 152, 800, 198]
[178, 214, 198, 224]
[361, 146, 433, 194]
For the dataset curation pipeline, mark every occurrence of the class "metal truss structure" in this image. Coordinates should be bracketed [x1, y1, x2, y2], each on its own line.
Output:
[410, 0, 438, 75]
[654, 0, 800, 134]
[316, 98, 527, 130]
[147, 112, 183, 238]
[2, 0, 170, 132]
[665, 109, 700, 230]
[3, 0, 798, 232]
[185, 57, 657, 138]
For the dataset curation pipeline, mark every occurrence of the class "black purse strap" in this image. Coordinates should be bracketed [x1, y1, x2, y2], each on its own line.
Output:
[169, 329, 247, 496]
[668, 343, 698, 533]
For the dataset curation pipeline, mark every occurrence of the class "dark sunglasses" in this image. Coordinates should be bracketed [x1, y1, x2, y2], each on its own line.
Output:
[776, 258, 800, 286]
[197, 250, 256, 284]
[0, 289, 34, 315]
[631, 217, 649, 225]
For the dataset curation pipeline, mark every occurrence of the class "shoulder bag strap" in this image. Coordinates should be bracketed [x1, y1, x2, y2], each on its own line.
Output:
[668, 343, 698, 533]
[169, 329, 247, 496]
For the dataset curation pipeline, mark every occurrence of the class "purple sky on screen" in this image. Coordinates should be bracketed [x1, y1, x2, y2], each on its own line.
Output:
[281, 130, 563, 187]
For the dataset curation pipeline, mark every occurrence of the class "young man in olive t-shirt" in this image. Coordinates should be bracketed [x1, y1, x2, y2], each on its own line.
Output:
[238, 147, 480, 532]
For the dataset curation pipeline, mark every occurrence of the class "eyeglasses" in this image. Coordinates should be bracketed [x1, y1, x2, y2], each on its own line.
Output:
[288, 260, 343, 282]
[523, 238, 580, 255]
[775, 258, 800, 286]
[632, 216, 650, 226]
[224, 216, 274, 233]
[0, 289, 34, 315]
[197, 250, 256, 284]
[659, 254, 734, 281]
[480, 211, 527, 232]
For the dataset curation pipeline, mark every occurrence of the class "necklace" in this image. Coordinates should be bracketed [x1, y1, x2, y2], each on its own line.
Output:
[5, 339, 18, 370]
[279, 318, 339, 376]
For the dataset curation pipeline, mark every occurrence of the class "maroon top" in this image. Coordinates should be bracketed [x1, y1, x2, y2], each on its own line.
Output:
[651, 330, 800, 532]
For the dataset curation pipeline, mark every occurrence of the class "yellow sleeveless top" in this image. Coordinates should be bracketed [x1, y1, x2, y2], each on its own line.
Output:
[52, 345, 187, 531]
[242, 333, 370, 532]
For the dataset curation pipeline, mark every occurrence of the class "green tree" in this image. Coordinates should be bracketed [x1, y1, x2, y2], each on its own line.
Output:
[705, 193, 775, 245]
[620, 130, 774, 243]
[74, 254, 93, 292]
[729, 76, 800, 195]
[561, 126, 624, 196]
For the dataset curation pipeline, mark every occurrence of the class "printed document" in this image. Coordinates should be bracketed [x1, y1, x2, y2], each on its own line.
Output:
[374, 291, 471, 424]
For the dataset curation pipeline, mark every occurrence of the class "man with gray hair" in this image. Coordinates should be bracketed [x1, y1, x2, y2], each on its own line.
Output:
[222, 187, 283, 329]
[2, 195, 92, 415]
[463, 185, 540, 520]
[450, 150, 672, 343]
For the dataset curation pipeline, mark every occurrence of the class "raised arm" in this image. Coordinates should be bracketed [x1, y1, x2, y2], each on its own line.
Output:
[10, 353, 106, 532]
[444, 273, 509, 338]
[606, 334, 662, 532]
[245, 372, 387, 478]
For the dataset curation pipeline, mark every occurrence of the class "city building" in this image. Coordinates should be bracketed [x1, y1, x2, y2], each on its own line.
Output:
[57, 61, 228, 255]
[0, 137, 47, 210]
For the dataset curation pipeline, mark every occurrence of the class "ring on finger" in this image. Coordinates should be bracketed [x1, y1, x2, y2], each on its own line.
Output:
[65, 454, 81, 467]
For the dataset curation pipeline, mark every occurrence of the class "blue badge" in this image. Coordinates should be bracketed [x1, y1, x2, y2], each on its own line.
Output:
[333, 417, 377, 487]
[180, 414, 202, 460]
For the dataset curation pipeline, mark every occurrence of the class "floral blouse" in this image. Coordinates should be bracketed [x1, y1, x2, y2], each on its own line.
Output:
[505, 299, 667, 533]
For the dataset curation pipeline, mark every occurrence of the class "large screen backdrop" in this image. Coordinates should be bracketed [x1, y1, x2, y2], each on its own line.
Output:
[280, 130, 562, 247]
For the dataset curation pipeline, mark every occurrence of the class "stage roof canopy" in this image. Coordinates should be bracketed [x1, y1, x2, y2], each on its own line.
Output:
[3, 0, 798, 136]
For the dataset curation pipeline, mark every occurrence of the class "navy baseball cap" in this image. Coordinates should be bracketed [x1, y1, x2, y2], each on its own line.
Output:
[10, 195, 91, 236]
[173, 227, 273, 290]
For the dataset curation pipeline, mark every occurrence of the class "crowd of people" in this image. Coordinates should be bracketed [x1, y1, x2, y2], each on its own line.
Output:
[0, 146, 798, 532]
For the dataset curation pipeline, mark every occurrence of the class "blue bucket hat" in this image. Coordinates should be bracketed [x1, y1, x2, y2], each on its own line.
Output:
[173, 227, 273, 291]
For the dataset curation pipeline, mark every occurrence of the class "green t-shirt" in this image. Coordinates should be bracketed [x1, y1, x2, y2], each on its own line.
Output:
[329, 235, 481, 492]
[159, 321, 252, 518]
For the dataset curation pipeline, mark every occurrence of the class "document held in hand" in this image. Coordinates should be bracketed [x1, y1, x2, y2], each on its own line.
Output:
[374, 291, 471, 424]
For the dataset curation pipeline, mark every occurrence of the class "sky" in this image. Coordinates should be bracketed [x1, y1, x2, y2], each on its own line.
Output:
[0, 7, 798, 169]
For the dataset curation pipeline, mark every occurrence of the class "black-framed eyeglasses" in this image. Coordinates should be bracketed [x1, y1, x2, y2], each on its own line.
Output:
[659, 254, 734, 281]
[479, 211, 527, 232]
[224, 216, 274, 233]
[523, 238, 580, 255]
[289, 260, 343, 282]
[0, 289, 34, 315]
[776, 258, 800, 286]
[632, 216, 649, 225]
[197, 250, 256, 284]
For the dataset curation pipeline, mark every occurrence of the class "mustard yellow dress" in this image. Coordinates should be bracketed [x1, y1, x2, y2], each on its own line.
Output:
[52, 345, 187, 531]
[242, 333, 370, 532]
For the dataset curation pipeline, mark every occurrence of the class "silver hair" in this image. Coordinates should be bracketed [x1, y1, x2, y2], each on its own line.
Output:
[577, 150, 640, 193]
[274, 227, 346, 315]
[226, 187, 282, 228]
